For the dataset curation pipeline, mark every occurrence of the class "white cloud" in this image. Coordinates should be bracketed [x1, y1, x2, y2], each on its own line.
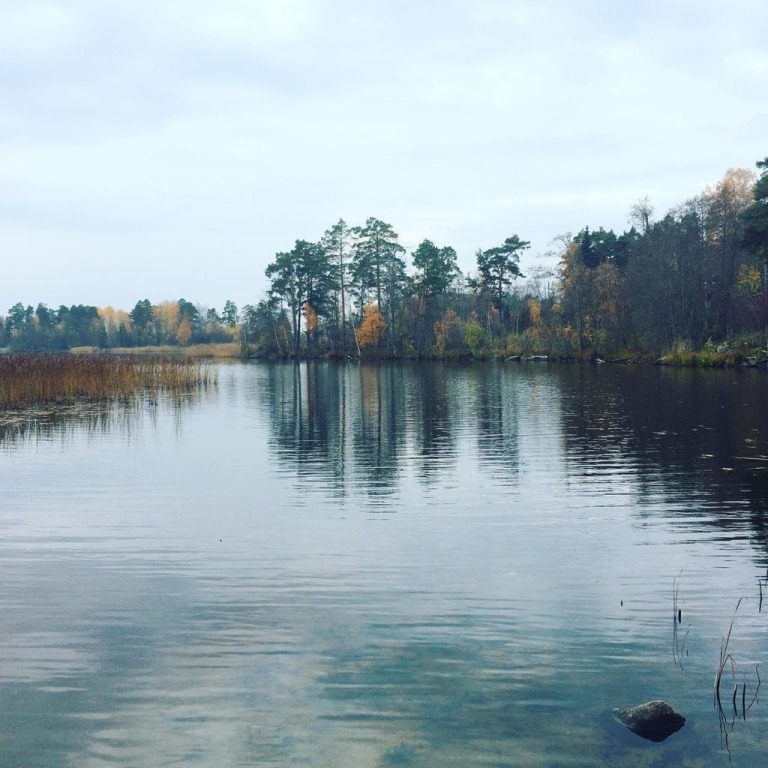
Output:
[724, 49, 768, 77]
[1, 0, 767, 310]
[187, 0, 322, 47]
[466, 0, 558, 27]
[0, 2, 82, 55]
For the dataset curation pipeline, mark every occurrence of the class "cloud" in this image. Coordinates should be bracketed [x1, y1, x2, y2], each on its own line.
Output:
[0, 2, 82, 56]
[724, 49, 768, 77]
[1, 0, 767, 310]
[178, 0, 322, 47]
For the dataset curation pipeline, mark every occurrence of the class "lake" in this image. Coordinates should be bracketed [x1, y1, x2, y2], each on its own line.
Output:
[1, 361, 767, 767]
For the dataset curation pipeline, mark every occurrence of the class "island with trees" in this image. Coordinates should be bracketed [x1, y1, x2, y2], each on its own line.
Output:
[2, 156, 767, 366]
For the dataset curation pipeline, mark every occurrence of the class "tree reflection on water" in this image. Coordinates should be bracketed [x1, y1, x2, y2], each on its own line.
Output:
[0, 391, 207, 449]
[254, 360, 768, 552]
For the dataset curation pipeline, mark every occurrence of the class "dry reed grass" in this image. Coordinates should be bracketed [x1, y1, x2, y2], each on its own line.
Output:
[105, 343, 240, 358]
[0, 353, 216, 408]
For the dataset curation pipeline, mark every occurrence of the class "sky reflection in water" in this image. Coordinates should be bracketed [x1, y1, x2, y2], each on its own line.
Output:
[1, 361, 768, 766]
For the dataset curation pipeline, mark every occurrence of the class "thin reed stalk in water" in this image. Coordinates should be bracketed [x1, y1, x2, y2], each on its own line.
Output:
[672, 572, 689, 668]
[714, 598, 762, 761]
[715, 598, 741, 711]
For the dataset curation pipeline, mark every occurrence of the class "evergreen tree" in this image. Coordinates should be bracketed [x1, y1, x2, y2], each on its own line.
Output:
[321, 219, 354, 348]
[741, 157, 768, 264]
[476, 235, 529, 324]
[411, 239, 459, 353]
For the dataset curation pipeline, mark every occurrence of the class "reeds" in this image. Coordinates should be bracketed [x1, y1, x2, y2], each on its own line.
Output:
[714, 598, 761, 761]
[672, 572, 690, 668]
[105, 343, 240, 358]
[0, 353, 216, 408]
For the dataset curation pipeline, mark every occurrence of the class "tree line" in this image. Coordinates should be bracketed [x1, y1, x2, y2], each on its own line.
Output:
[250, 155, 768, 358]
[3, 155, 767, 358]
[253, 216, 530, 357]
[0, 298, 240, 351]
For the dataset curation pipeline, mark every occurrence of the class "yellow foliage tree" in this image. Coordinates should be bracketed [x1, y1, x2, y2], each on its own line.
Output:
[703, 167, 756, 247]
[304, 302, 319, 346]
[528, 299, 542, 327]
[304, 303, 319, 334]
[356, 304, 387, 348]
[524, 298, 546, 353]
[433, 309, 462, 355]
[176, 318, 192, 346]
[463, 312, 485, 355]
[98, 306, 132, 346]
[736, 264, 761, 298]
[153, 301, 181, 344]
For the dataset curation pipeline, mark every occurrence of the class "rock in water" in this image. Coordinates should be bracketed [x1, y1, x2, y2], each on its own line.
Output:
[613, 700, 685, 742]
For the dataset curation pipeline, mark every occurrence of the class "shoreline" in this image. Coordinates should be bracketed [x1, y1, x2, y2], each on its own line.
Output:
[3, 342, 768, 369]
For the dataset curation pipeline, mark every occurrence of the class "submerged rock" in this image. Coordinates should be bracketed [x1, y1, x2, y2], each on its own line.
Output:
[613, 700, 685, 742]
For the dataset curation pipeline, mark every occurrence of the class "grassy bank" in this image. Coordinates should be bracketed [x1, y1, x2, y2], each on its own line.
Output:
[0, 353, 216, 408]
[654, 338, 768, 368]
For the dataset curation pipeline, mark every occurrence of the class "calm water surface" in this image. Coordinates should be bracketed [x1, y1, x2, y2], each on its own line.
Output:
[2, 361, 768, 767]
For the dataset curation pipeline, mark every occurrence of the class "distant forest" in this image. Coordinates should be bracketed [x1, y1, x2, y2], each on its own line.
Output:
[3, 155, 767, 359]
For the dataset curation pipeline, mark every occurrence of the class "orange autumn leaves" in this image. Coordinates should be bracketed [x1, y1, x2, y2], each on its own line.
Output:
[356, 304, 387, 348]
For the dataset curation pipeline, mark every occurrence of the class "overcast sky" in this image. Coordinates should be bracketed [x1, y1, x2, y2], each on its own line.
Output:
[2, 0, 767, 314]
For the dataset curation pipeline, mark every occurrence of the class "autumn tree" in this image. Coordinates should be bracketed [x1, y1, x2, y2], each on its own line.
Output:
[176, 318, 192, 345]
[557, 225, 637, 352]
[177, 299, 203, 343]
[432, 308, 463, 356]
[462, 312, 485, 356]
[522, 298, 549, 354]
[557, 238, 590, 349]
[619, 170, 758, 349]
[153, 301, 181, 345]
[356, 303, 387, 350]
[304, 303, 319, 348]
[592, 261, 626, 349]
[98, 306, 132, 347]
